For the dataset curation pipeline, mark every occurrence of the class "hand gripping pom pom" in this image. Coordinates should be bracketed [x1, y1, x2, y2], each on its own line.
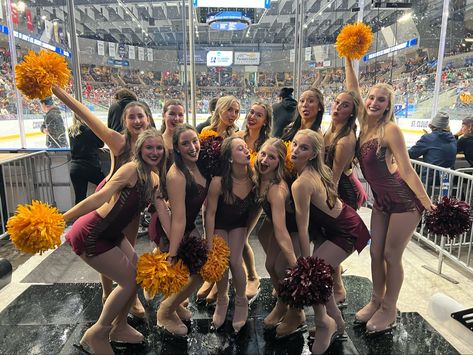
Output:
[200, 235, 230, 283]
[425, 196, 473, 239]
[6, 201, 65, 254]
[278, 256, 334, 309]
[197, 130, 223, 179]
[336, 22, 373, 60]
[15, 50, 70, 100]
[136, 249, 189, 298]
[177, 234, 208, 274]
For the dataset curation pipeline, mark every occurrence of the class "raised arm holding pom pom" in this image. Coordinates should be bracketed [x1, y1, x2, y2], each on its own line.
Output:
[55, 129, 165, 354]
[344, 53, 434, 337]
[52, 85, 154, 317]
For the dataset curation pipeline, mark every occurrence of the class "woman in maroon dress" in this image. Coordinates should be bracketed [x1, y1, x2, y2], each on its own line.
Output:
[64, 129, 165, 354]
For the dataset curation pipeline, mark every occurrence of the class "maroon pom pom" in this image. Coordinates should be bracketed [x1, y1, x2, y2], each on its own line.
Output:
[197, 134, 223, 178]
[278, 256, 334, 309]
[177, 234, 208, 274]
[425, 196, 473, 239]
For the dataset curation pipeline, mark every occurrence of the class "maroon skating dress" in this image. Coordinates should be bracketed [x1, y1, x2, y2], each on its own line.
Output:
[261, 190, 298, 233]
[356, 138, 424, 214]
[214, 191, 254, 232]
[325, 145, 367, 210]
[309, 202, 370, 254]
[66, 183, 144, 257]
[149, 181, 209, 245]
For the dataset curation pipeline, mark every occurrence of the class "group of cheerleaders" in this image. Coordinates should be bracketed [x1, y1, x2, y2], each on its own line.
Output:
[57, 58, 434, 355]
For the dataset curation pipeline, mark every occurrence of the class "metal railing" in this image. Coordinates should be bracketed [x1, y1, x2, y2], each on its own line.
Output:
[0, 151, 55, 238]
[409, 160, 473, 282]
[355, 160, 473, 282]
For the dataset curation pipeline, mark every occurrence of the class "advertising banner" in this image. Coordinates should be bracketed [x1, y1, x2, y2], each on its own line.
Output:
[234, 52, 260, 65]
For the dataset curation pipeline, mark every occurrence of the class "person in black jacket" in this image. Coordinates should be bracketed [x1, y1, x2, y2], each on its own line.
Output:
[107, 88, 137, 132]
[196, 97, 218, 133]
[456, 117, 473, 166]
[40, 96, 68, 148]
[271, 87, 297, 138]
[68, 114, 105, 204]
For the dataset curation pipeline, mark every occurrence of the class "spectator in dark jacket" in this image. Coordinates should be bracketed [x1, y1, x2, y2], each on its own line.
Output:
[456, 116, 473, 166]
[68, 114, 105, 204]
[40, 96, 68, 148]
[196, 97, 218, 133]
[107, 88, 137, 132]
[409, 112, 457, 194]
[271, 87, 297, 138]
[408, 111, 457, 168]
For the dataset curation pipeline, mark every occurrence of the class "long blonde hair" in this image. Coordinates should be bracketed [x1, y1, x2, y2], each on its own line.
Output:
[254, 138, 287, 204]
[116, 101, 151, 169]
[68, 114, 83, 138]
[296, 129, 338, 209]
[209, 96, 240, 138]
[133, 128, 166, 203]
[360, 83, 396, 149]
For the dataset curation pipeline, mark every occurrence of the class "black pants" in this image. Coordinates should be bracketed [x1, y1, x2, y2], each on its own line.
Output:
[70, 162, 105, 204]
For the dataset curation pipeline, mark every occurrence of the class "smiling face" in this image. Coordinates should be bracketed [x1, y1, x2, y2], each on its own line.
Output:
[331, 93, 355, 124]
[177, 129, 200, 164]
[231, 138, 250, 165]
[365, 87, 390, 119]
[220, 102, 240, 128]
[290, 133, 316, 168]
[140, 136, 165, 167]
[298, 90, 321, 122]
[257, 144, 279, 176]
[163, 104, 185, 132]
[246, 104, 267, 131]
[124, 105, 150, 136]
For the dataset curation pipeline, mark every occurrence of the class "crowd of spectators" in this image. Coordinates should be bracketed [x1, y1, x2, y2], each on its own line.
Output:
[0, 46, 471, 118]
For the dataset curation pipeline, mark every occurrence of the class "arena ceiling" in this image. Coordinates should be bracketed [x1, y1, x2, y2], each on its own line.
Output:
[26, 0, 467, 50]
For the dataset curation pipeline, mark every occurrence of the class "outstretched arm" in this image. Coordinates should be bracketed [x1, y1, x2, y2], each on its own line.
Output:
[344, 58, 365, 121]
[268, 185, 297, 267]
[331, 135, 356, 187]
[204, 177, 221, 249]
[292, 177, 312, 258]
[245, 205, 263, 239]
[63, 162, 135, 222]
[166, 168, 187, 257]
[52, 85, 125, 156]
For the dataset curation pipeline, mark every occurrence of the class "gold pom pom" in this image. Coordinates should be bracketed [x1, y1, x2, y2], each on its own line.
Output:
[336, 22, 373, 60]
[200, 235, 230, 283]
[459, 92, 472, 105]
[249, 149, 257, 168]
[15, 50, 70, 100]
[136, 249, 189, 298]
[198, 129, 219, 142]
[6, 200, 65, 254]
[199, 129, 218, 142]
[284, 141, 296, 175]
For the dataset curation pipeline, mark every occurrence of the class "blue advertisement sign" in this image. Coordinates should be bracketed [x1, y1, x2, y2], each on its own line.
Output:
[107, 58, 129, 67]
[363, 38, 418, 62]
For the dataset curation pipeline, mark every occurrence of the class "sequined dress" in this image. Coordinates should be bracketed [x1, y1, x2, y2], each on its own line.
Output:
[356, 138, 424, 214]
[66, 183, 144, 256]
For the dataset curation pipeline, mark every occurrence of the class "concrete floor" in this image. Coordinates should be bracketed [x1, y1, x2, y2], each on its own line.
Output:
[0, 207, 472, 353]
